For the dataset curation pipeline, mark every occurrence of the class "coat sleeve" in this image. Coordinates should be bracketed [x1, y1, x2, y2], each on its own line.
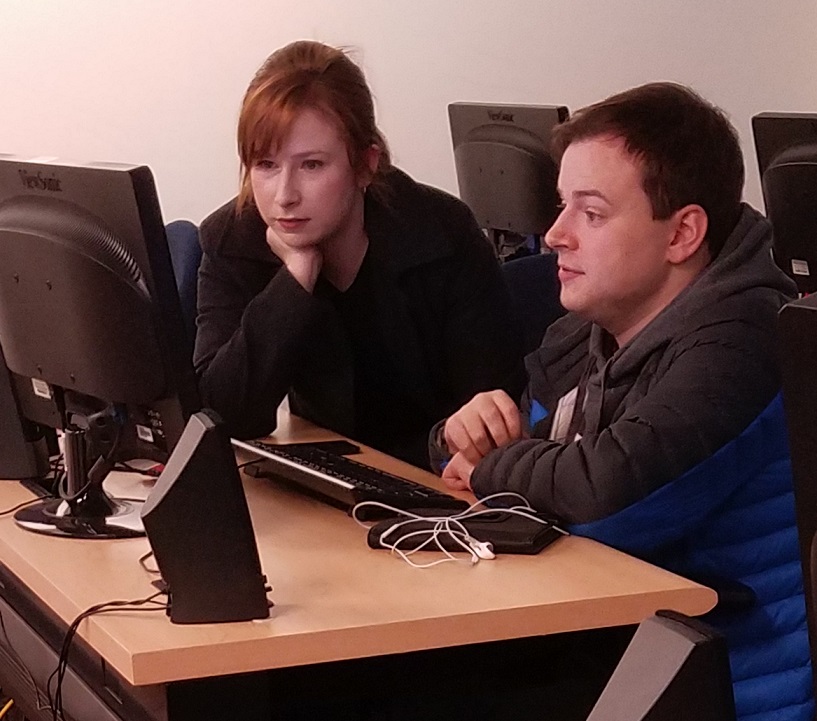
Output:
[470, 318, 782, 535]
[193, 246, 326, 439]
[438, 205, 527, 406]
[427, 372, 535, 474]
[424, 205, 526, 470]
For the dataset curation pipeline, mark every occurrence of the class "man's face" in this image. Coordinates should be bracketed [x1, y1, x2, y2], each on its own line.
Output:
[250, 107, 362, 250]
[544, 135, 680, 345]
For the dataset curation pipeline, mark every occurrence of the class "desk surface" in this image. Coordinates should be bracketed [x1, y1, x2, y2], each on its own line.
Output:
[0, 412, 716, 687]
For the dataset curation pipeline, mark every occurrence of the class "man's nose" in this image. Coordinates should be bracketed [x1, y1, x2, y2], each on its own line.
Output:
[544, 209, 571, 250]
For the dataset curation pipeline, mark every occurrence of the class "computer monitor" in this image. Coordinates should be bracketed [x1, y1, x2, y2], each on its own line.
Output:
[448, 101, 568, 258]
[0, 156, 200, 538]
[752, 112, 817, 293]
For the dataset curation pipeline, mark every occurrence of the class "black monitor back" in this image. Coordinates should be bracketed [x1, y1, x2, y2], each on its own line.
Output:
[449, 102, 568, 236]
[753, 112, 817, 294]
[0, 157, 200, 468]
[778, 295, 817, 699]
[586, 610, 735, 721]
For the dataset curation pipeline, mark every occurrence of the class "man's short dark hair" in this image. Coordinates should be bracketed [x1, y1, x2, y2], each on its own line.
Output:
[551, 82, 744, 257]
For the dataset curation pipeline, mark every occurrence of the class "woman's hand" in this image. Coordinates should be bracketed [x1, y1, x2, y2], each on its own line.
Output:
[266, 226, 323, 292]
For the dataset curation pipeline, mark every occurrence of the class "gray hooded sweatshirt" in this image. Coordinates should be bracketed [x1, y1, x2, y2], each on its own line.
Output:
[469, 204, 797, 523]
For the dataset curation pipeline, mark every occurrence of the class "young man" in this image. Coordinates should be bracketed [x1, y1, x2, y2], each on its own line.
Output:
[432, 83, 813, 721]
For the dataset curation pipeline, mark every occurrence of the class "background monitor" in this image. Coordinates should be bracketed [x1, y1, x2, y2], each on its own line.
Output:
[449, 101, 568, 259]
[752, 112, 817, 293]
[0, 156, 200, 538]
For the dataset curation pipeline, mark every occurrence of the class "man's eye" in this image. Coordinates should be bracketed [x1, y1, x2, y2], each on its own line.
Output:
[585, 210, 603, 223]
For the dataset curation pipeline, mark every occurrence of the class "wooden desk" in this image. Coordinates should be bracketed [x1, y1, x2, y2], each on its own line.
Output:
[0, 413, 716, 717]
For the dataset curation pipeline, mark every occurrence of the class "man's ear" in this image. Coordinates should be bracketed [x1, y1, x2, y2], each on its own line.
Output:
[358, 145, 381, 189]
[667, 204, 709, 265]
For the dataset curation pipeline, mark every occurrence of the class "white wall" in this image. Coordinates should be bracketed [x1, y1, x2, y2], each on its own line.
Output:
[2, 0, 816, 223]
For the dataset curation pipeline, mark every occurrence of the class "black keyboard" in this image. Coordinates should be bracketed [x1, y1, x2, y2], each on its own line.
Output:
[231, 439, 470, 519]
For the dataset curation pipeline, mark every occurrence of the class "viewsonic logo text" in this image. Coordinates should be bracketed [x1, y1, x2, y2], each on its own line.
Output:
[18, 169, 63, 192]
[488, 110, 514, 122]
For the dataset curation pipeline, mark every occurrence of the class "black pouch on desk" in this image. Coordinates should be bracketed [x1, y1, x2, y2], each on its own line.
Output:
[367, 509, 567, 555]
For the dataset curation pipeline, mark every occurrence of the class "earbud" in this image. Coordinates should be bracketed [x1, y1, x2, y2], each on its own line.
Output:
[467, 538, 495, 560]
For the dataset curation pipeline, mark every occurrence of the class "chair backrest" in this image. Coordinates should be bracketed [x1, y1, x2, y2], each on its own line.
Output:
[586, 610, 736, 721]
[501, 253, 565, 356]
[165, 220, 202, 351]
[778, 294, 817, 701]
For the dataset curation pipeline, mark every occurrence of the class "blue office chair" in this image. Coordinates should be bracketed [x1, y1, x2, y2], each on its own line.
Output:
[165, 219, 202, 350]
[501, 252, 565, 355]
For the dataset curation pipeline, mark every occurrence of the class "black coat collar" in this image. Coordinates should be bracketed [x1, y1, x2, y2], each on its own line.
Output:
[211, 168, 459, 275]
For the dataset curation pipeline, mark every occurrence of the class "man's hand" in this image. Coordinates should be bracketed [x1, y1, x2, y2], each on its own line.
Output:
[266, 226, 323, 292]
[443, 390, 524, 465]
[441, 451, 475, 491]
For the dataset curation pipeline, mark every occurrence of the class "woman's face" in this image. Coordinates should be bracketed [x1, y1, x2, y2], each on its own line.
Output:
[250, 108, 365, 250]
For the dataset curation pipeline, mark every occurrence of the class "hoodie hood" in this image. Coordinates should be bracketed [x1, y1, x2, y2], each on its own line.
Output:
[528, 203, 796, 392]
[609, 203, 796, 378]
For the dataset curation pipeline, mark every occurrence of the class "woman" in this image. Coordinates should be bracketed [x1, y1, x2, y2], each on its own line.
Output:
[194, 40, 522, 469]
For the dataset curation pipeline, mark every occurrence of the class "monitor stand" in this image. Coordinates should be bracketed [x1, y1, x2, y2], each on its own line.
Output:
[13, 425, 145, 539]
